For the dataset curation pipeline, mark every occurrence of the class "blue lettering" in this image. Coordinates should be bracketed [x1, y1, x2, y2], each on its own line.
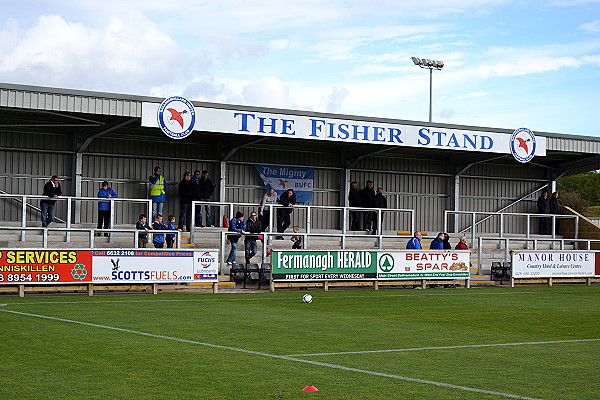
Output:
[281, 119, 295, 135]
[463, 134, 477, 149]
[327, 122, 336, 139]
[258, 117, 278, 134]
[418, 128, 431, 145]
[434, 131, 447, 146]
[309, 119, 325, 137]
[352, 125, 369, 141]
[447, 133, 460, 148]
[372, 126, 385, 142]
[388, 128, 403, 143]
[480, 135, 493, 150]
[234, 112, 255, 132]
[338, 124, 349, 139]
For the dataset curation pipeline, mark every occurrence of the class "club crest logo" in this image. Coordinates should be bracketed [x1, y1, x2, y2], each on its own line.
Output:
[157, 96, 196, 139]
[510, 127, 536, 163]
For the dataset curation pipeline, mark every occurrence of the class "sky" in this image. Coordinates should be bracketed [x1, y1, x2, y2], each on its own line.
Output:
[1, 0, 599, 137]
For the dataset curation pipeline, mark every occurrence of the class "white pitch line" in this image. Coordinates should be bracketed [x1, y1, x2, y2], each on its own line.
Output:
[286, 339, 600, 357]
[0, 290, 575, 307]
[0, 308, 543, 400]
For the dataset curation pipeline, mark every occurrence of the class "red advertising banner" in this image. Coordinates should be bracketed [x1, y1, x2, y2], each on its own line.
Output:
[0, 250, 93, 284]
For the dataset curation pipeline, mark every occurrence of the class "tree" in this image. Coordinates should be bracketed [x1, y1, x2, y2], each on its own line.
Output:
[557, 172, 600, 206]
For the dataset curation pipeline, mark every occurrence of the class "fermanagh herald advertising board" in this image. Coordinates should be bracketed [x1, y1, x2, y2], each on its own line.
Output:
[271, 250, 470, 281]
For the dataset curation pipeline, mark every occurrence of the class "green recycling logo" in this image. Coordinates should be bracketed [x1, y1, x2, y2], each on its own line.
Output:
[71, 264, 88, 280]
[378, 253, 394, 272]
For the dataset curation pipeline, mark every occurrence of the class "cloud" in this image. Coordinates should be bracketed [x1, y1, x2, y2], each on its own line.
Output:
[241, 76, 294, 109]
[0, 14, 186, 93]
[438, 108, 455, 119]
[579, 19, 600, 33]
[321, 86, 350, 112]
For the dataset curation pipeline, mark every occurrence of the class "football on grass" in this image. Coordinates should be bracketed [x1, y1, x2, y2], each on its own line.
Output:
[302, 294, 313, 303]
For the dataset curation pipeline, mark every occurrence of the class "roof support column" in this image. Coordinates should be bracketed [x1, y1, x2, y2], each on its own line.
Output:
[447, 174, 460, 233]
[72, 151, 83, 224]
[217, 160, 227, 226]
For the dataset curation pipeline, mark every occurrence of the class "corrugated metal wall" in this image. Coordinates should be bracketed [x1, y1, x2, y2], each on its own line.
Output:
[0, 88, 141, 116]
[0, 129, 554, 233]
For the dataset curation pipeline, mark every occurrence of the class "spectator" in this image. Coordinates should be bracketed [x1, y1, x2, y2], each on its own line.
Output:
[97, 181, 117, 236]
[152, 214, 167, 248]
[406, 231, 422, 249]
[455, 236, 469, 250]
[549, 191, 561, 234]
[442, 233, 452, 249]
[166, 215, 181, 248]
[537, 190, 550, 234]
[195, 169, 215, 227]
[41, 175, 62, 227]
[244, 211, 262, 264]
[259, 187, 278, 231]
[277, 189, 296, 237]
[226, 211, 246, 264]
[348, 181, 362, 231]
[178, 171, 197, 232]
[291, 226, 303, 249]
[430, 232, 445, 249]
[372, 187, 387, 235]
[360, 180, 376, 231]
[149, 166, 166, 221]
[136, 214, 152, 248]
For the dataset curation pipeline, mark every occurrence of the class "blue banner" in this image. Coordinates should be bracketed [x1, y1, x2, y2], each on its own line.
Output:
[254, 165, 314, 203]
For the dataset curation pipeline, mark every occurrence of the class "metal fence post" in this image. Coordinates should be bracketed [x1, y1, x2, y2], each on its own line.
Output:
[471, 212, 476, 249]
[21, 195, 27, 242]
[66, 198, 72, 242]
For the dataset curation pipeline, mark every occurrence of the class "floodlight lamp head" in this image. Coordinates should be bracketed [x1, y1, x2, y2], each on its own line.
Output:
[435, 60, 444, 69]
[411, 57, 421, 66]
[425, 59, 434, 67]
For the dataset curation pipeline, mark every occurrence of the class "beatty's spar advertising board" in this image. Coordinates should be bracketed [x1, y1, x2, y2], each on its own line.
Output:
[271, 250, 470, 281]
[0, 249, 219, 284]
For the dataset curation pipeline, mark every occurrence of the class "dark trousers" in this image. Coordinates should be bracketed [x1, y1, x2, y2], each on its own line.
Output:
[40, 202, 55, 227]
[350, 211, 361, 231]
[277, 211, 291, 233]
[166, 237, 175, 248]
[261, 210, 271, 231]
[539, 216, 549, 235]
[98, 210, 110, 230]
[245, 239, 258, 263]
[363, 210, 374, 231]
[196, 199, 212, 226]
[179, 203, 192, 231]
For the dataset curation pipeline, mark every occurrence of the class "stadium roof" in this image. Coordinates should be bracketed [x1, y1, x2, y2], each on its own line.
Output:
[1, 82, 599, 178]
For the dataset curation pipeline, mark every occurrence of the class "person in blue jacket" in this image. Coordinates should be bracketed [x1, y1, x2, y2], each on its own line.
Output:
[152, 214, 167, 248]
[226, 211, 247, 264]
[406, 231, 422, 249]
[429, 232, 445, 249]
[166, 215, 181, 248]
[97, 181, 117, 236]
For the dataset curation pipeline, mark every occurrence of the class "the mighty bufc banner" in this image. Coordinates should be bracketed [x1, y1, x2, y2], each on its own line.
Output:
[255, 164, 314, 203]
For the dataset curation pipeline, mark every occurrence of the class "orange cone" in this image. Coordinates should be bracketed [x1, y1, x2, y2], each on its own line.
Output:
[301, 385, 319, 392]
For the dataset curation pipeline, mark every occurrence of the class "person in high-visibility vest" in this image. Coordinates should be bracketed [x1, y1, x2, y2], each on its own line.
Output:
[149, 166, 166, 221]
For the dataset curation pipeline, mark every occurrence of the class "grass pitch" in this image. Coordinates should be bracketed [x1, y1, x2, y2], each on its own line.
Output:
[0, 286, 598, 399]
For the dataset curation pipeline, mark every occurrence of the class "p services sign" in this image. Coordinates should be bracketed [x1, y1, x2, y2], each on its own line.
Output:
[142, 101, 546, 159]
